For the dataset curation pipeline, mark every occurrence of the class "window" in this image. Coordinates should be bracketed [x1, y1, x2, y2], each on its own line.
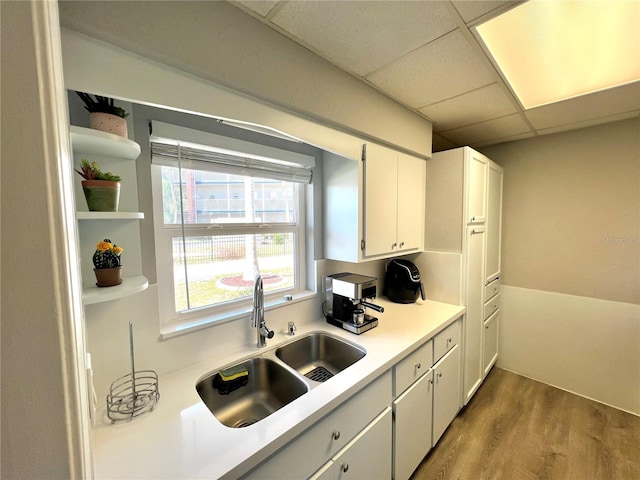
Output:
[150, 122, 314, 333]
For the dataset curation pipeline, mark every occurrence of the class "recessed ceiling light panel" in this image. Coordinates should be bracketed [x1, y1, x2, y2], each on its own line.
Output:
[475, 0, 640, 109]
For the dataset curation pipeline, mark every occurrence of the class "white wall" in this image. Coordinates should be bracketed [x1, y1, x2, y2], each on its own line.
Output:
[1, 1, 92, 477]
[499, 286, 639, 415]
[58, 1, 432, 157]
[481, 119, 640, 415]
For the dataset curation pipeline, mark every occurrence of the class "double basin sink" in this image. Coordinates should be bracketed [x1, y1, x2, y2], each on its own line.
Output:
[196, 332, 366, 428]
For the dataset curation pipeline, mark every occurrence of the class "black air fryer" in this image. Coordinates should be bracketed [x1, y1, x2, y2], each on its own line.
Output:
[384, 259, 426, 304]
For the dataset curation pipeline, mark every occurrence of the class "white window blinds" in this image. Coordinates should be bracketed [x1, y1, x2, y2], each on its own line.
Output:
[150, 121, 314, 184]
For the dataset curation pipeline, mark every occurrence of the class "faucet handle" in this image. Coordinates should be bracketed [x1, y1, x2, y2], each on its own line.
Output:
[288, 321, 297, 336]
[260, 323, 275, 339]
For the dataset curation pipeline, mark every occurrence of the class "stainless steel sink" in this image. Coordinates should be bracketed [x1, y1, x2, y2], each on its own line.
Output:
[196, 357, 308, 428]
[275, 332, 366, 383]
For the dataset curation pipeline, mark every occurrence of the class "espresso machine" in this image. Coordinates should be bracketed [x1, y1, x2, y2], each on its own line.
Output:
[324, 273, 384, 334]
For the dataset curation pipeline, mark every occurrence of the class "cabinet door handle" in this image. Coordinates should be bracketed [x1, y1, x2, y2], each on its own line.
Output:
[415, 362, 422, 369]
[471, 216, 476, 221]
[341, 463, 349, 473]
[332, 430, 341, 441]
[391, 242, 397, 249]
[399, 241, 405, 248]
[437, 371, 443, 378]
[447, 337, 452, 344]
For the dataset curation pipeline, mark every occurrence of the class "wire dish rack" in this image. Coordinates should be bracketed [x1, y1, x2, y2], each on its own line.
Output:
[107, 321, 159, 423]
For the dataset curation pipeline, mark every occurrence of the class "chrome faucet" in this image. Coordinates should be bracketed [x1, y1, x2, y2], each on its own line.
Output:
[251, 275, 274, 348]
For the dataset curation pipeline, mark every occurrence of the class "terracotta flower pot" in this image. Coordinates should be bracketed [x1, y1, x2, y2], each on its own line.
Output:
[82, 180, 120, 212]
[89, 112, 128, 138]
[94, 266, 123, 287]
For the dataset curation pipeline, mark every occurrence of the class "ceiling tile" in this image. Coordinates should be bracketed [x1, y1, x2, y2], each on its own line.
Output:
[474, 131, 536, 147]
[525, 81, 640, 130]
[440, 113, 531, 145]
[366, 30, 495, 108]
[536, 111, 640, 137]
[270, 1, 457, 76]
[420, 83, 518, 131]
[452, 1, 518, 24]
[235, 0, 280, 18]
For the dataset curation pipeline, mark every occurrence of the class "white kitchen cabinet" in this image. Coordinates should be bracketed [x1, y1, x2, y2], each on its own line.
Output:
[396, 152, 427, 254]
[392, 318, 461, 480]
[424, 147, 502, 406]
[465, 150, 489, 224]
[463, 226, 486, 403]
[70, 126, 148, 304]
[311, 408, 392, 480]
[432, 344, 461, 446]
[483, 309, 499, 376]
[242, 371, 392, 480]
[363, 143, 399, 257]
[323, 143, 426, 262]
[485, 161, 503, 283]
[393, 370, 433, 480]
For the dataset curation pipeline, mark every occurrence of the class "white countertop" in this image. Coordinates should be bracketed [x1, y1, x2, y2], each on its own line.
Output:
[92, 298, 465, 480]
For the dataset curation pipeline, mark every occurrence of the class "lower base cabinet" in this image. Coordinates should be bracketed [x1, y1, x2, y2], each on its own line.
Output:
[432, 344, 461, 446]
[393, 370, 433, 480]
[392, 318, 462, 480]
[483, 310, 499, 376]
[310, 408, 392, 480]
[242, 371, 392, 480]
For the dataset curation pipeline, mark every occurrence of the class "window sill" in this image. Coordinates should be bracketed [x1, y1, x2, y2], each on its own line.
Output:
[159, 289, 317, 340]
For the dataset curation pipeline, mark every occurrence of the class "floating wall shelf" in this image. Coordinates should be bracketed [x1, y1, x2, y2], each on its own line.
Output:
[82, 275, 149, 305]
[76, 212, 145, 220]
[71, 124, 148, 305]
[70, 125, 141, 160]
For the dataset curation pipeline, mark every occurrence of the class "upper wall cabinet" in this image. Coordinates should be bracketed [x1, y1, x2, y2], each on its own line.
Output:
[465, 150, 489, 225]
[323, 143, 426, 263]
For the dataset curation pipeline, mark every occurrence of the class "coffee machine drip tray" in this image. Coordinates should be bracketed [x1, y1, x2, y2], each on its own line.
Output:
[326, 314, 378, 335]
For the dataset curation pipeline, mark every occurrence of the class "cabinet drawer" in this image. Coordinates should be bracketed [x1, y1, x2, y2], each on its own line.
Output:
[394, 339, 433, 396]
[433, 319, 460, 362]
[483, 293, 500, 320]
[311, 408, 393, 480]
[242, 370, 392, 480]
[484, 278, 500, 301]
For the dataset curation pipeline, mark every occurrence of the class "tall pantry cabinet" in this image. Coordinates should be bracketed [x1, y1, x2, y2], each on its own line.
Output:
[420, 147, 503, 405]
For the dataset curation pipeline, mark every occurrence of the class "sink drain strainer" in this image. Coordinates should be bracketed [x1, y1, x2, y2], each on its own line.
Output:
[233, 418, 258, 428]
[305, 366, 334, 382]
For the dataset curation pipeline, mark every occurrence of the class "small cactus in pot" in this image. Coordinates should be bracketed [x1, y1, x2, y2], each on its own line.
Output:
[93, 239, 124, 287]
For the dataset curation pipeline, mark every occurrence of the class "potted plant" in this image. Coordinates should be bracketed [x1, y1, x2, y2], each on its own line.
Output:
[75, 159, 121, 212]
[76, 91, 129, 138]
[93, 239, 124, 287]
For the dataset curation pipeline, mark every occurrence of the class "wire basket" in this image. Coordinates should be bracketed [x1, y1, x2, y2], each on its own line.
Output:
[107, 370, 159, 423]
[106, 321, 160, 424]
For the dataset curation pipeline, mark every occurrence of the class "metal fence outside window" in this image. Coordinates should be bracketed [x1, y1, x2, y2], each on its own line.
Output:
[173, 235, 293, 265]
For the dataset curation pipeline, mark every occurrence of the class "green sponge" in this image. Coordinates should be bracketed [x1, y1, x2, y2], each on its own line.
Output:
[219, 364, 249, 382]
[213, 364, 249, 395]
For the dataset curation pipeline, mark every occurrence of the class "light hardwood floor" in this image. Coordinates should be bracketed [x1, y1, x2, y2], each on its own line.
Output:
[412, 368, 640, 480]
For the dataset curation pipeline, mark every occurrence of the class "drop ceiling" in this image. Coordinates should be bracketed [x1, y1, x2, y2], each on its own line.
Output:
[230, 0, 640, 152]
